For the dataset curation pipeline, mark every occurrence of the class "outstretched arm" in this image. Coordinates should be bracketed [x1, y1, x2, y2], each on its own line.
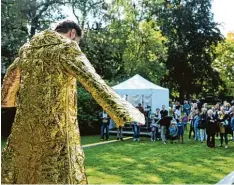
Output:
[60, 42, 145, 127]
[1, 58, 21, 107]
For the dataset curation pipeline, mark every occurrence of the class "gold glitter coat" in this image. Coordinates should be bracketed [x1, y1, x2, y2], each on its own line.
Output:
[1, 30, 145, 184]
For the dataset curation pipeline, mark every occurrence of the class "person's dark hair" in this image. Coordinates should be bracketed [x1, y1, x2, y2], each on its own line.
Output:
[55, 20, 82, 37]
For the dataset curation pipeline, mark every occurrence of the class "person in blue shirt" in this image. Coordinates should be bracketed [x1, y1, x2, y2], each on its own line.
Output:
[193, 109, 201, 141]
[177, 118, 185, 144]
[169, 120, 178, 144]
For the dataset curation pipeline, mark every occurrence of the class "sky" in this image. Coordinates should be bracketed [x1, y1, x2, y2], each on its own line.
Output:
[212, 0, 234, 36]
[62, 0, 234, 37]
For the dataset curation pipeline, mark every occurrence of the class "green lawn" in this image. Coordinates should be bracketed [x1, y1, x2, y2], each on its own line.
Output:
[2, 135, 234, 184]
[83, 135, 234, 184]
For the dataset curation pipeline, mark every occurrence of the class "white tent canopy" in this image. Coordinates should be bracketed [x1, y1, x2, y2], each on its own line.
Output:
[112, 74, 169, 112]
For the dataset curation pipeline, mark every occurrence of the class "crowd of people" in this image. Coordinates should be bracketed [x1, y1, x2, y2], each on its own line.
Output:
[99, 100, 234, 149]
[150, 100, 234, 148]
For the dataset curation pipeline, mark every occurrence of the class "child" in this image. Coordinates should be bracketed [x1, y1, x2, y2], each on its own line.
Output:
[177, 118, 185, 143]
[150, 121, 158, 141]
[169, 120, 178, 144]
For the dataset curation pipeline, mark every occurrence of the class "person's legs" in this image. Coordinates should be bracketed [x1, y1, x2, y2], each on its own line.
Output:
[161, 126, 166, 143]
[155, 127, 159, 140]
[194, 125, 200, 141]
[200, 129, 205, 142]
[116, 127, 119, 140]
[189, 124, 194, 139]
[211, 134, 215, 147]
[133, 124, 137, 141]
[137, 125, 140, 140]
[119, 126, 123, 140]
[105, 124, 109, 140]
[100, 123, 104, 140]
[220, 133, 224, 146]
[224, 133, 228, 148]
[207, 135, 210, 147]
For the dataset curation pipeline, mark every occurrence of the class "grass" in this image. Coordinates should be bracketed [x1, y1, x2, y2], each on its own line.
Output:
[83, 135, 234, 184]
[2, 134, 234, 184]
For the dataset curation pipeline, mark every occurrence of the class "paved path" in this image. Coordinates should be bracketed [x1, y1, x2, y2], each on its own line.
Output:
[82, 137, 133, 148]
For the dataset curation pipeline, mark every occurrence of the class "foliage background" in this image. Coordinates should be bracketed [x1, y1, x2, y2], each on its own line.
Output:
[1, 0, 233, 134]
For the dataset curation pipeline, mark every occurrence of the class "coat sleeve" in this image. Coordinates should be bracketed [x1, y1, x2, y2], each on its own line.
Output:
[60, 42, 145, 127]
[1, 58, 21, 108]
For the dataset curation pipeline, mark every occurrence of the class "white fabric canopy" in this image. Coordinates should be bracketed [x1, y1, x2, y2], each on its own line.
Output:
[112, 74, 169, 113]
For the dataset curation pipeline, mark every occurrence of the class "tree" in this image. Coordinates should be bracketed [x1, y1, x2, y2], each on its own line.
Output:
[212, 39, 234, 97]
[1, 0, 28, 74]
[123, 20, 167, 84]
[149, 0, 224, 100]
[1, 0, 67, 75]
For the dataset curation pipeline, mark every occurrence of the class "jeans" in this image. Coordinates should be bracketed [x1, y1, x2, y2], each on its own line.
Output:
[194, 124, 200, 140]
[207, 134, 215, 147]
[100, 123, 109, 140]
[185, 109, 190, 116]
[133, 123, 140, 139]
[199, 129, 205, 142]
[161, 126, 166, 142]
[220, 133, 228, 145]
[117, 126, 123, 138]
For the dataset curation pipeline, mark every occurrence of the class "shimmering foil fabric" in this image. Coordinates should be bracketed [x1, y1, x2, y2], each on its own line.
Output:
[1, 30, 145, 184]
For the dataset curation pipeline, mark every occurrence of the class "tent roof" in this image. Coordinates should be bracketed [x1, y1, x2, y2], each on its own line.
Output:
[112, 74, 167, 90]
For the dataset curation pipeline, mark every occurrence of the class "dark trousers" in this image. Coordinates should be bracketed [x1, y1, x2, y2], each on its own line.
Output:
[220, 133, 228, 145]
[189, 125, 194, 139]
[100, 123, 109, 140]
[207, 134, 215, 148]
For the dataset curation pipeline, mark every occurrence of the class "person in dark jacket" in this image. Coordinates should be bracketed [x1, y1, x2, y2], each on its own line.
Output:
[160, 105, 168, 118]
[206, 109, 216, 148]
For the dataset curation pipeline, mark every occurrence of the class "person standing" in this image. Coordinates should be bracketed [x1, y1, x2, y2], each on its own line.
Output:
[132, 122, 142, 141]
[154, 108, 161, 140]
[199, 108, 207, 143]
[217, 107, 229, 149]
[100, 111, 110, 141]
[188, 109, 196, 139]
[193, 109, 200, 141]
[159, 105, 168, 144]
[1, 20, 145, 184]
[206, 110, 216, 148]
[177, 118, 185, 144]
